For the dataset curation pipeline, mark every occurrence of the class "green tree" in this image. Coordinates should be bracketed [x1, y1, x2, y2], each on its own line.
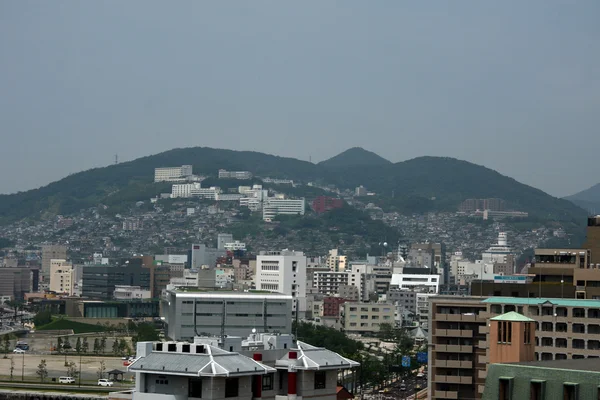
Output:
[33, 310, 52, 327]
[63, 337, 72, 351]
[57, 337, 63, 353]
[75, 337, 82, 354]
[93, 338, 100, 354]
[132, 323, 159, 344]
[66, 361, 79, 379]
[9, 357, 14, 380]
[97, 360, 106, 379]
[82, 337, 89, 354]
[36, 359, 48, 382]
[112, 339, 119, 355]
[2, 335, 10, 358]
[100, 337, 107, 353]
[119, 338, 129, 355]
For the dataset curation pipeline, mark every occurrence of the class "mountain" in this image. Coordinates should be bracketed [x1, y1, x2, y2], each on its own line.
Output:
[318, 147, 391, 168]
[0, 147, 588, 229]
[565, 183, 600, 214]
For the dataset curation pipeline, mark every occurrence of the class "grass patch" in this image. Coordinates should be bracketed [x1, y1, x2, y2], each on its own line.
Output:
[37, 319, 108, 334]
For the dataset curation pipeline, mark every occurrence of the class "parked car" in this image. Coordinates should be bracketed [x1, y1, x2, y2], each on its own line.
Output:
[59, 377, 76, 384]
[417, 372, 425, 378]
[13, 348, 26, 354]
[98, 379, 114, 387]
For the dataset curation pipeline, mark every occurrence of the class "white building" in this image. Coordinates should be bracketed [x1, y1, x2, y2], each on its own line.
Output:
[262, 197, 305, 221]
[49, 259, 75, 295]
[482, 232, 514, 264]
[390, 273, 440, 294]
[218, 169, 253, 179]
[224, 241, 247, 251]
[255, 250, 307, 317]
[326, 249, 347, 272]
[154, 165, 193, 182]
[171, 183, 220, 199]
[114, 285, 151, 300]
[216, 193, 244, 201]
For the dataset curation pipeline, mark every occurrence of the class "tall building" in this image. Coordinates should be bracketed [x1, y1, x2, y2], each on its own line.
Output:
[81, 264, 151, 300]
[217, 233, 234, 250]
[0, 266, 34, 301]
[262, 198, 305, 221]
[162, 290, 293, 340]
[255, 250, 307, 317]
[325, 249, 347, 272]
[49, 259, 75, 295]
[41, 244, 67, 282]
[583, 215, 600, 265]
[154, 165, 193, 182]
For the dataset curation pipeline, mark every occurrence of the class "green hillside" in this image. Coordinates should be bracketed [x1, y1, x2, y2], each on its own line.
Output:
[0, 147, 588, 231]
[565, 183, 600, 213]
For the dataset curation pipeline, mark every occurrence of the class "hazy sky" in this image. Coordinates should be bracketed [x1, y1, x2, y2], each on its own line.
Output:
[1, 2, 599, 197]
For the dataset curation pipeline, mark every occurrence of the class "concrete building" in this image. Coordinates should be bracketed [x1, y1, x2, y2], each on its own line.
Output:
[340, 302, 395, 334]
[325, 249, 347, 272]
[313, 271, 349, 295]
[390, 273, 440, 293]
[162, 290, 293, 340]
[338, 285, 360, 302]
[128, 334, 359, 400]
[312, 196, 344, 214]
[113, 285, 151, 300]
[217, 233, 234, 250]
[583, 215, 600, 265]
[458, 198, 506, 212]
[41, 244, 67, 282]
[262, 198, 306, 221]
[218, 169, 253, 179]
[386, 289, 417, 314]
[224, 241, 246, 251]
[255, 250, 307, 317]
[322, 296, 347, 317]
[48, 259, 75, 295]
[171, 183, 219, 199]
[190, 244, 227, 269]
[0, 266, 35, 301]
[154, 165, 193, 182]
[81, 264, 151, 300]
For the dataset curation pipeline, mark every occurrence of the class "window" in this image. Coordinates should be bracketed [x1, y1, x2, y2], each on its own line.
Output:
[498, 321, 512, 344]
[189, 378, 203, 398]
[530, 380, 545, 400]
[314, 371, 327, 389]
[262, 373, 274, 390]
[499, 378, 513, 400]
[225, 378, 239, 397]
[524, 323, 531, 344]
[563, 383, 578, 400]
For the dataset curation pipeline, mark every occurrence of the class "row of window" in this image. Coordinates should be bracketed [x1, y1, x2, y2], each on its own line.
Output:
[499, 378, 582, 400]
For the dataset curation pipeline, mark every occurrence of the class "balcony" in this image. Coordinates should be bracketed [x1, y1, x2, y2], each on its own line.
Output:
[436, 329, 473, 338]
[436, 360, 473, 369]
[436, 313, 479, 322]
[435, 390, 458, 399]
[436, 344, 473, 353]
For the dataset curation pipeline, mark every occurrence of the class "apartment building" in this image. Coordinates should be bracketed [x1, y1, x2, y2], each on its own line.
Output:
[313, 271, 349, 295]
[390, 273, 440, 293]
[262, 198, 306, 221]
[162, 290, 293, 340]
[41, 244, 67, 282]
[583, 215, 600, 264]
[325, 248, 347, 272]
[218, 169, 253, 179]
[429, 296, 488, 400]
[387, 288, 417, 314]
[154, 165, 193, 182]
[255, 250, 307, 317]
[341, 302, 395, 334]
[322, 296, 347, 317]
[48, 259, 75, 295]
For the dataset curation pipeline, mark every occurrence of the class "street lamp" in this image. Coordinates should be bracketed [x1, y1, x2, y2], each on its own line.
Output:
[78, 352, 82, 387]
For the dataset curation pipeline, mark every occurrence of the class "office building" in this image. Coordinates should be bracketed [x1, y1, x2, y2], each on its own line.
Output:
[81, 264, 151, 300]
[262, 197, 305, 221]
[218, 169, 253, 179]
[583, 215, 600, 265]
[41, 244, 67, 282]
[190, 244, 227, 269]
[340, 302, 395, 334]
[48, 259, 75, 295]
[387, 289, 417, 314]
[325, 248, 347, 272]
[128, 333, 359, 400]
[313, 271, 349, 295]
[390, 273, 440, 293]
[113, 285, 151, 300]
[255, 250, 307, 317]
[312, 196, 344, 214]
[217, 233, 233, 250]
[154, 165, 193, 182]
[171, 183, 219, 199]
[162, 289, 293, 340]
[0, 266, 35, 301]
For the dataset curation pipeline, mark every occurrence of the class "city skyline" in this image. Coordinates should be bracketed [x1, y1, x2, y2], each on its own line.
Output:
[1, 1, 599, 197]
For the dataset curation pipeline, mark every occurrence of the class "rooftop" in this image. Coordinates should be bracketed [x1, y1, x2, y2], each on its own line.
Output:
[482, 297, 600, 308]
[490, 311, 534, 322]
[275, 341, 359, 371]
[506, 358, 600, 373]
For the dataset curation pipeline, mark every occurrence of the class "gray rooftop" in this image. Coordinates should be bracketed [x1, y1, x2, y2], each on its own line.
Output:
[128, 345, 275, 377]
[275, 341, 359, 371]
[507, 358, 600, 373]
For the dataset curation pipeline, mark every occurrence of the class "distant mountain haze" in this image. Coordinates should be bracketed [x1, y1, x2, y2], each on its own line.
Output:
[565, 183, 600, 214]
[0, 146, 587, 229]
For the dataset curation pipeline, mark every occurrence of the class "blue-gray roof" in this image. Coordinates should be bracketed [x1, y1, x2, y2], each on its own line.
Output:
[482, 297, 600, 308]
[275, 341, 359, 370]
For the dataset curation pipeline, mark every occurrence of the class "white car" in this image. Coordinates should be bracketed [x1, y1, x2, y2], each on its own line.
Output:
[59, 376, 76, 384]
[13, 348, 26, 354]
[417, 372, 425, 378]
[98, 379, 114, 387]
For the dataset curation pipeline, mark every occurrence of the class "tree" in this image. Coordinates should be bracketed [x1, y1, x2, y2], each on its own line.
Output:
[112, 339, 120, 355]
[66, 361, 79, 379]
[9, 357, 14, 380]
[36, 359, 48, 382]
[93, 338, 100, 355]
[82, 337, 89, 354]
[97, 360, 106, 379]
[75, 337, 82, 354]
[33, 310, 52, 327]
[119, 338, 129, 355]
[57, 337, 63, 353]
[63, 337, 72, 351]
[132, 323, 159, 345]
[100, 337, 106, 353]
[2, 335, 10, 358]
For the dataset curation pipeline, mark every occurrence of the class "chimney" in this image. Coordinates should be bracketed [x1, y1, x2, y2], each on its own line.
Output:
[288, 351, 297, 400]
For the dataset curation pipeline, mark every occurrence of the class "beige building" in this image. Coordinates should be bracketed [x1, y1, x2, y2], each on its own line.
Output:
[326, 249, 347, 272]
[340, 302, 394, 334]
[429, 295, 600, 400]
[49, 259, 74, 295]
[41, 244, 67, 282]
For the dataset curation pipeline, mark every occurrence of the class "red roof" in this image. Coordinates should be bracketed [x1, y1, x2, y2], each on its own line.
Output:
[336, 386, 354, 400]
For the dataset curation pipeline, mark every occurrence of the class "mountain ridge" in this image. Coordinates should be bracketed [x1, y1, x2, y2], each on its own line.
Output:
[318, 147, 391, 168]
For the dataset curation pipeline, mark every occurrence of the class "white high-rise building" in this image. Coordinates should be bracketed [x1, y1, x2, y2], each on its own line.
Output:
[154, 165, 193, 182]
[262, 197, 305, 221]
[171, 183, 219, 199]
[49, 259, 75, 295]
[255, 250, 307, 317]
[482, 232, 513, 264]
[326, 249, 347, 272]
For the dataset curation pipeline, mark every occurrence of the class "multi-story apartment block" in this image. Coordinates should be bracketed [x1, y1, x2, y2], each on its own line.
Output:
[390, 273, 440, 293]
[325, 249, 347, 272]
[262, 198, 306, 221]
[162, 290, 293, 340]
[386, 288, 417, 314]
[341, 302, 395, 334]
[255, 250, 307, 317]
[49, 259, 75, 295]
[41, 244, 67, 282]
[154, 165, 193, 182]
[313, 271, 349, 295]
[218, 169, 253, 179]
